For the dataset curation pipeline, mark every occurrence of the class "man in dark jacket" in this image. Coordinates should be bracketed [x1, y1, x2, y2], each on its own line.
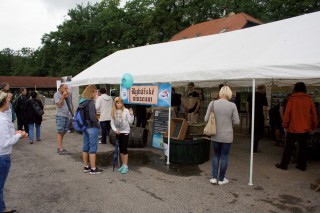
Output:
[246, 84, 269, 153]
[171, 87, 182, 117]
[15, 87, 29, 133]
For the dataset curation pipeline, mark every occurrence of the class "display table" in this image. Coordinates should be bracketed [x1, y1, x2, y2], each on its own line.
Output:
[164, 137, 210, 164]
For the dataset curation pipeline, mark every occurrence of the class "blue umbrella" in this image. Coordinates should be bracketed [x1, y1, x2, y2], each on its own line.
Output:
[112, 138, 120, 171]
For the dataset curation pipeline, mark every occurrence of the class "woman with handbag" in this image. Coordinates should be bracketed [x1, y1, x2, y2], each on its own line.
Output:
[204, 86, 240, 185]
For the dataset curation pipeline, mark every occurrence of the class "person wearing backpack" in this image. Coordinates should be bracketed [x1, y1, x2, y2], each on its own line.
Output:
[79, 85, 102, 175]
[14, 87, 29, 134]
[111, 97, 134, 174]
[24, 91, 44, 144]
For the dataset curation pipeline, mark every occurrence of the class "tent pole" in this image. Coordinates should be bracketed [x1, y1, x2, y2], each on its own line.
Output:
[249, 79, 255, 186]
[166, 83, 173, 165]
[166, 106, 171, 165]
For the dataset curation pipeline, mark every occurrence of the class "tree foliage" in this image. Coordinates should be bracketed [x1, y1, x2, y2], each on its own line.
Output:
[1, 0, 319, 77]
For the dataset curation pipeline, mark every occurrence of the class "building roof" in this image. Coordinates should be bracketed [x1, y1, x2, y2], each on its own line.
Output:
[170, 13, 262, 41]
[0, 76, 60, 89]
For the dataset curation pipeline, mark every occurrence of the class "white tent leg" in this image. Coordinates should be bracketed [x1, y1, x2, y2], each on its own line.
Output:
[249, 79, 256, 186]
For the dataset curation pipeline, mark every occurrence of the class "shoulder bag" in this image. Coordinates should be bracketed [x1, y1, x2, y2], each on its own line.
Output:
[203, 101, 216, 136]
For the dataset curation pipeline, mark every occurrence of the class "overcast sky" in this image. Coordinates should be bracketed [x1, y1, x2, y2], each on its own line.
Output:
[0, 0, 111, 50]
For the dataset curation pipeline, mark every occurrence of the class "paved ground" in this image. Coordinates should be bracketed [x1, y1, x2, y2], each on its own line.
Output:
[4, 107, 320, 213]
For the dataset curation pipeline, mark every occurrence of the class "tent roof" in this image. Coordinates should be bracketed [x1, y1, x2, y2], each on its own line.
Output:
[72, 12, 320, 87]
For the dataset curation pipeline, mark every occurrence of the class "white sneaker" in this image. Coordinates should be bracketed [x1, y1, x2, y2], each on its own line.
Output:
[218, 178, 229, 185]
[209, 178, 218, 184]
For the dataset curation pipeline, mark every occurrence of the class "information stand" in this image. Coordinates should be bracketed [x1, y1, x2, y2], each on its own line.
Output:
[152, 108, 169, 149]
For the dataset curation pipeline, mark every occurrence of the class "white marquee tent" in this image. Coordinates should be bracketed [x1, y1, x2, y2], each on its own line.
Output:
[72, 11, 320, 185]
[72, 11, 320, 87]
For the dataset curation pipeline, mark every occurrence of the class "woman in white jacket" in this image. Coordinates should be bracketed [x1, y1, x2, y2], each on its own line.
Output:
[96, 88, 113, 144]
[0, 91, 28, 213]
[204, 86, 240, 185]
[111, 97, 134, 174]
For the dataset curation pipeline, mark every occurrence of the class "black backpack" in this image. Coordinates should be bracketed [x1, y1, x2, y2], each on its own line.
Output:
[31, 100, 44, 117]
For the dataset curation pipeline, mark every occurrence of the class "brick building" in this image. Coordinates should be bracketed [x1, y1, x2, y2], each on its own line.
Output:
[0, 76, 60, 98]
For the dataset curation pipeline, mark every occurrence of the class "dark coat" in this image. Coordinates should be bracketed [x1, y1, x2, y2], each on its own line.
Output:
[247, 91, 268, 133]
[15, 94, 29, 115]
[24, 98, 44, 125]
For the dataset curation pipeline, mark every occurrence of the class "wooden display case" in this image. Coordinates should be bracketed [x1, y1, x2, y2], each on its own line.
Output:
[165, 118, 188, 140]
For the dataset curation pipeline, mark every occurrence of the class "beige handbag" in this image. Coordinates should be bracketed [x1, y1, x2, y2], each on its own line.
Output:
[203, 101, 216, 136]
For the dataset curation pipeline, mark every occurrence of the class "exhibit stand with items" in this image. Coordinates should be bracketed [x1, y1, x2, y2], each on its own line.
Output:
[163, 119, 209, 164]
[72, 12, 320, 185]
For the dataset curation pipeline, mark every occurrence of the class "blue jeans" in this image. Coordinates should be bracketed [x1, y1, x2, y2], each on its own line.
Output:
[0, 155, 11, 211]
[82, 127, 100, 154]
[28, 123, 41, 141]
[212, 141, 231, 181]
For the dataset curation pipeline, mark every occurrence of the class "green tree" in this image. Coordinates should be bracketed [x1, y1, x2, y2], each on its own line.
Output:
[40, 0, 128, 76]
[146, 0, 186, 43]
[11, 47, 36, 76]
[1, 0, 319, 77]
[0, 48, 14, 75]
[262, 0, 320, 22]
[122, 0, 154, 47]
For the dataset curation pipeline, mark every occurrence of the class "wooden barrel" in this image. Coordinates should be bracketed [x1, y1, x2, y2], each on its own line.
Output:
[110, 126, 148, 148]
[163, 137, 210, 164]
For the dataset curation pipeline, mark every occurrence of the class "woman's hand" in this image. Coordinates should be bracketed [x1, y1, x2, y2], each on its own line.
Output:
[16, 130, 28, 138]
[129, 108, 133, 115]
[115, 130, 120, 135]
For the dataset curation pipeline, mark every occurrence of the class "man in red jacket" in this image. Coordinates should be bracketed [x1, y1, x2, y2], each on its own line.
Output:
[276, 82, 318, 171]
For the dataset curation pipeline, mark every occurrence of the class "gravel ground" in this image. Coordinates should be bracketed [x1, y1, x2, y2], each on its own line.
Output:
[4, 107, 320, 213]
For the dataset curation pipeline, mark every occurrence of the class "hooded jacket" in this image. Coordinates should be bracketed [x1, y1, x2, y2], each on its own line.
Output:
[78, 98, 100, 129]
[282, 92, 318, 133]
[95, 94, 113, 121]
[24, 98, 43, 125]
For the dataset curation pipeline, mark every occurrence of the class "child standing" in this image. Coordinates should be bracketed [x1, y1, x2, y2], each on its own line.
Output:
[111, 97, 134, 174]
